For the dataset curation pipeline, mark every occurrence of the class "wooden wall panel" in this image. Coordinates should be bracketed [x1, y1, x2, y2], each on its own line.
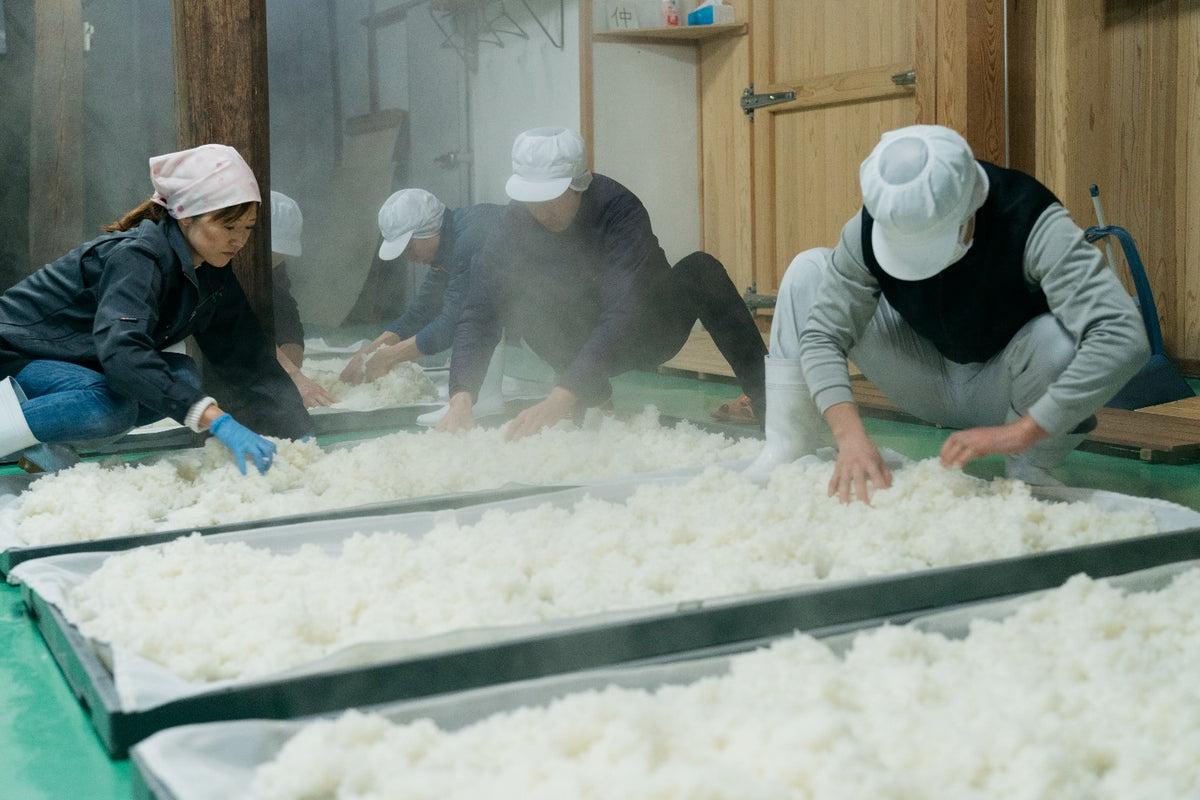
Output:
[1015, 0, 1197, 369]
[1181, 5, 1200, 373]
[698, 0, 753, 294]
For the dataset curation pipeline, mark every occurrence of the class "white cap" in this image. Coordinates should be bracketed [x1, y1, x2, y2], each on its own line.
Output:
[270, 191, 303, 257]
[377, 189, 446, 261]
[860, 125, 989, 281]
[505, 127, 590, 203]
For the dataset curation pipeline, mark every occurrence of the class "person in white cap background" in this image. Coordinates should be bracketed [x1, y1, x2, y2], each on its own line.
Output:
[339, 189, 506, 421]
[439, 126, 767, 440]
[270, 190, 337, 408]
[747, 124, 1148, 503]
[0, 143, 312, 475]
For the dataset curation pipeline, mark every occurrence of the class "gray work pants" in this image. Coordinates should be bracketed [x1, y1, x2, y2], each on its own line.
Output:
[771, 248, 1081, 473]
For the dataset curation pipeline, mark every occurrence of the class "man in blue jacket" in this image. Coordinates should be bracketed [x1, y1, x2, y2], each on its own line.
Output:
[439, 127, 766, 440]
[340, 189, 505, 393]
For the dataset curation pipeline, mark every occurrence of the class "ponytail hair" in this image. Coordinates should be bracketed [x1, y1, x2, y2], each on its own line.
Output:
[102, 199, 168, 232]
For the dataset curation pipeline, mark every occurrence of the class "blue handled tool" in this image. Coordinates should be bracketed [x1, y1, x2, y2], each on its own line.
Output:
[1084, 195, 1194, 409]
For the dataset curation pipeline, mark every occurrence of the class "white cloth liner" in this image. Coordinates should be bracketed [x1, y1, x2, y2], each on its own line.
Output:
[10, 458, 1199, 713]
[130, 557, 1200, 800]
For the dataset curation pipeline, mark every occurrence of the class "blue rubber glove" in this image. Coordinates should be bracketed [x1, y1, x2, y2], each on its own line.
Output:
[209, 413, 276, 475]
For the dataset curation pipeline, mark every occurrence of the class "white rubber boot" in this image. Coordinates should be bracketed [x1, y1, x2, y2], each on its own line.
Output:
[470, 343, 507, 418]
[742, 357, 826, 483]
[417, 344, 507, 426]
[0, 377, 39, 459]
[0, 377, 81, 473]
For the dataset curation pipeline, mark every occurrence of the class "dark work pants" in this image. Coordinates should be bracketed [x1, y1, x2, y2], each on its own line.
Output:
[625, 251, 767, 418]
[519, 252, 767, 418]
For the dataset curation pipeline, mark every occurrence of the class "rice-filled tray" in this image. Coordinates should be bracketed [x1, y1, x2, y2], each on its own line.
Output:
[0, 407, 759, 574]
[11, 458, 1200, 757]
[299, 354, 552, 436]
[128, 559, 1200, 800]
[0, 417, 201, 466]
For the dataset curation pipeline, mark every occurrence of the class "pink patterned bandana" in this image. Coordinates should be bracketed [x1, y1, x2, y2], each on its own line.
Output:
[149, 144, 261, 219]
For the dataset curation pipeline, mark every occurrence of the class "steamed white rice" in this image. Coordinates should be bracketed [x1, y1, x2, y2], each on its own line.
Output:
[251, 568, 1200, 799]
[7, 407, 758, 545]
[66, 459, 1157, 682]
[300, 357, 437, 411]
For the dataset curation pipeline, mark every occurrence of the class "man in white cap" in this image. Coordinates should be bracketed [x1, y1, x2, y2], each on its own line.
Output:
[270, 190, 337, 407]
[339, 189, 505, 406]
[439, 126, 767, 439]
[747, 124, 1148, 502]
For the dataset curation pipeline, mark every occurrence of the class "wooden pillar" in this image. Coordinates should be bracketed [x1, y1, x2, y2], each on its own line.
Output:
[28, 0, 84, 269]
[932, 0, 1007, 165]
[170, 0, 274, 340]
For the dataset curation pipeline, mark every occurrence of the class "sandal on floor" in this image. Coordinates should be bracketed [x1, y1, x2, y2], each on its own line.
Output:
[711, 393, 758, 424]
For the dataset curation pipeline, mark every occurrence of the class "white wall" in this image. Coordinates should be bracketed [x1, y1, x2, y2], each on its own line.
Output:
[466, 0, 701, 263]
[592, 41, 699, 263]
[468, 1, 583, 205]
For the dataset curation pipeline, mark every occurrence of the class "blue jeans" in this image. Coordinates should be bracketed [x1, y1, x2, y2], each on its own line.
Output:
[15, 354, 201, 444]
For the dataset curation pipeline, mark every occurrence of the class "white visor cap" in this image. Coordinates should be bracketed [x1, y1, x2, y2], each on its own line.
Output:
[378, 189, 446, 261]
[860, 125, 989, 281]
[270, 191, 303, 257]
[505, 127, 590, 203]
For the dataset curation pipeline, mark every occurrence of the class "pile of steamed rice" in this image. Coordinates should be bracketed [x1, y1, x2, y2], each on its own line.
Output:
[8, 407, 759, 545]
[66, 459, 1157, 682]
[301, 358, 437, 412]
[250, 568, 1200, 798]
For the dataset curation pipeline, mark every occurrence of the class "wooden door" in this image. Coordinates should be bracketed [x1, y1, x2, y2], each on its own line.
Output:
[747, 0, 931, 293]
[699, 0, 1006, 299]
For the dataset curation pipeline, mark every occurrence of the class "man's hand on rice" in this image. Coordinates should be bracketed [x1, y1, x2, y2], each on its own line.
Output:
[503, 387, 580, 442]
[824, 401, 893, 504]
[437, 391, 476, 433]
[940, 415, 1049, 470]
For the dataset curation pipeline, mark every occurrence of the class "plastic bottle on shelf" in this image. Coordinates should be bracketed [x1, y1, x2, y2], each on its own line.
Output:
[662, 0, 680, 26]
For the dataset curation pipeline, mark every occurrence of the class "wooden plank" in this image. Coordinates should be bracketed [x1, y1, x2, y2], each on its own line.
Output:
[850, 376, 1200, 465]
[659, 326, 770, 380]
[593, 23, 747, 44]
[755, 62, 915, 114]
[1138, 396, 1200, 422]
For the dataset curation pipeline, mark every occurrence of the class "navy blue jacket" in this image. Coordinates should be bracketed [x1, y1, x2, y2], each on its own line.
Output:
[450, 174, 670, 405]
[0, 216, 310, 438]
[385, 203, 505, 355]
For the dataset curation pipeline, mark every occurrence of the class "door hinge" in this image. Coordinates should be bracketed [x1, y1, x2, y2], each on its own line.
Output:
[741, 84, 797, 122]
[891, 69, 916, 86]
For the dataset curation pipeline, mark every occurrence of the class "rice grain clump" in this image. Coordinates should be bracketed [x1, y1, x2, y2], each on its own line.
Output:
[9, 407, 758, 545]
[250, 569, 1200, 799]
[302, 357, 437, 411]
[66, 460, 1157, 682]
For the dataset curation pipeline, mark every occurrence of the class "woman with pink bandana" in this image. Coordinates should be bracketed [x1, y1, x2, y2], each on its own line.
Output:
[0, 144, 311, 474]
